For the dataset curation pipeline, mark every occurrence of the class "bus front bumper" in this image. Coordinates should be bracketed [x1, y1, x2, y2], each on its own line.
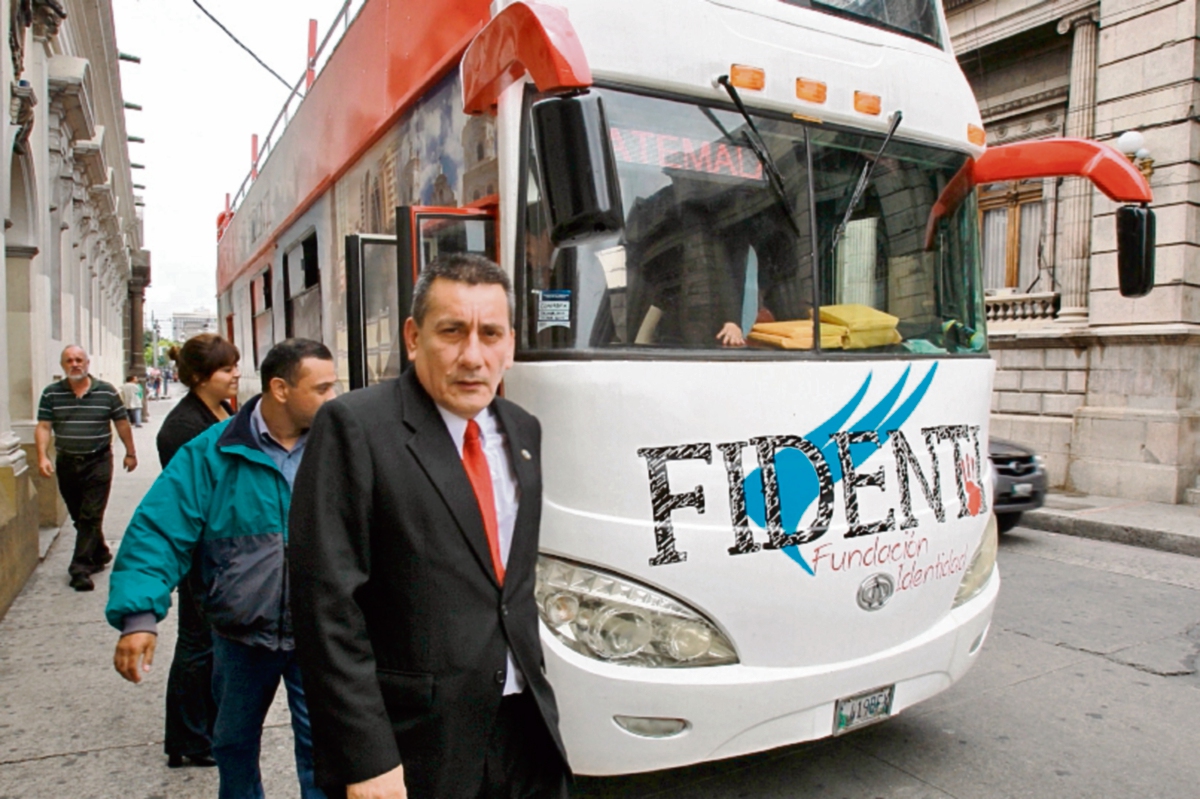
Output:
[542, 571, 999, 776]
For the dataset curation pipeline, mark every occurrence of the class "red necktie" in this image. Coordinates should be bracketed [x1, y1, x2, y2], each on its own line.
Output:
[463, 419, 504, 585]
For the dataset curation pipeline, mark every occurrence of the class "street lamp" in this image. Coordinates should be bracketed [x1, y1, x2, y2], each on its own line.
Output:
[152, 315, 162, 369]
[1116, 130, 1154, 180]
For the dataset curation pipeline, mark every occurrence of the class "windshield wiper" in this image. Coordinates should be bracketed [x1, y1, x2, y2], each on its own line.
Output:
[830, 110, 902, 254]
[716, 75, 803, 238]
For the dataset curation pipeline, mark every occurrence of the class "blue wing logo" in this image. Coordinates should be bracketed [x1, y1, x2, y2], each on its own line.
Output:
[744, 364, 939, 575]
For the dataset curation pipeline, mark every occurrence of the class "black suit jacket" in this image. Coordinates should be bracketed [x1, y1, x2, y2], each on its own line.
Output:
[289, 369, 567, 798]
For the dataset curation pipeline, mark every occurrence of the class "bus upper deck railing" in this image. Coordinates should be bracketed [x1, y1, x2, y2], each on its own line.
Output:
[228, 0, 367, 214]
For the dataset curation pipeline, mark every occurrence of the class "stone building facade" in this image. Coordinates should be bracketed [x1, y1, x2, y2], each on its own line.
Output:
[949, 0, 1200, 504]
[2, 0, 149, 617]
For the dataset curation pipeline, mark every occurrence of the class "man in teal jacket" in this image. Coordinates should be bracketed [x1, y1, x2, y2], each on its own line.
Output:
[106, 339, 337, 799]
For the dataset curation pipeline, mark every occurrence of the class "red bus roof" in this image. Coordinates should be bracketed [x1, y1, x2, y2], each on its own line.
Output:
[217, 0, 492, 293]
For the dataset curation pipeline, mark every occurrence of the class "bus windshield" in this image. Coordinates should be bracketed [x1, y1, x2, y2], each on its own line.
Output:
[804, 0, 942, 47]
[522, 88, 985, 356]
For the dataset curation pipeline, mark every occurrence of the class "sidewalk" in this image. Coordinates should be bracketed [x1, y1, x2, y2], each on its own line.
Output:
[3, 402, 1198, 798]
[0, 392, 300, 799]
[1021, 492, 1200, 557]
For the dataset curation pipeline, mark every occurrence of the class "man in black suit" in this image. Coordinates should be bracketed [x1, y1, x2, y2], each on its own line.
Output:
[289, 254, 569, 799]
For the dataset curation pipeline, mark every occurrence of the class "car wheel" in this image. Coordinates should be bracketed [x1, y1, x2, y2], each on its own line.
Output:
[996, 512, 1021, 533]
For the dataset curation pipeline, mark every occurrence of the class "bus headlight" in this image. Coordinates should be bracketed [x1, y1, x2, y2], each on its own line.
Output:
[536, 555, 739, 667]
[953, 513, 999, 608]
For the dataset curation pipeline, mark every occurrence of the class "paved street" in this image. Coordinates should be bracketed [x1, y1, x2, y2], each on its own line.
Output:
[575, 528, 1200, 799]
[2, 412, 1199, 797]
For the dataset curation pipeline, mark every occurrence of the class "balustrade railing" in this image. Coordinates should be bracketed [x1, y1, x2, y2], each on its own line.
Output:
[985, 291, 1059, 326]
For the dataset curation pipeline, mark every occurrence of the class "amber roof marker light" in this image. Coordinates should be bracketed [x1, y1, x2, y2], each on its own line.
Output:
[796, 77, 828, 104]
[729, 64, 766, 91]
[854, 91, 882, 116]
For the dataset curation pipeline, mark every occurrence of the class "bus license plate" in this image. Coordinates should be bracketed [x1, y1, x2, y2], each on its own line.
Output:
[834, 685, 895, 735]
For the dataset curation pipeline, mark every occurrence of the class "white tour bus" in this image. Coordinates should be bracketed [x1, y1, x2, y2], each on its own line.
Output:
[216, 0, 1155, 775]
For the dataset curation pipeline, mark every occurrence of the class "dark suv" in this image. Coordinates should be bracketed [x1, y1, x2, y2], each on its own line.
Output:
[989, 438, 1047, 532]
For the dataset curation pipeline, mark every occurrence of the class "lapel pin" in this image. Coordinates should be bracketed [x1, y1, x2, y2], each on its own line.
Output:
[520, 449, 532, 461]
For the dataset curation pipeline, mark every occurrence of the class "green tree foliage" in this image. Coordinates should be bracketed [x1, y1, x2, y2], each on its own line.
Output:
[144, 339, 179, 368]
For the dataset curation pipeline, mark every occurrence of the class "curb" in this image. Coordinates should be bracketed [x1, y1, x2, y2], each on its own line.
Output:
[1020, 509, 1200, 559]
[37, 525, 62, 560]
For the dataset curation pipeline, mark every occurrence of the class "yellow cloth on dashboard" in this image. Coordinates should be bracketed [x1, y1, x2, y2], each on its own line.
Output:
[844, 327, 903, 349]
[818, 304, 900, 332]
[749, 320, 847, 349]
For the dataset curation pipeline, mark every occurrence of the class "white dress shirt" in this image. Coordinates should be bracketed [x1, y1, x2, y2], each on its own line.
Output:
[436, 404, 526, 695]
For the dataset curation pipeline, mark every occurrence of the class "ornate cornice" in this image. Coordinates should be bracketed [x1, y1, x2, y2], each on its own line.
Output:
[9, 81, 38, 154]
[31, 0, 67, 40]
[5, 245, 39, 259]
[74, 127, 108, 187]
[1057, 8, 1099, 34]
[951, 0, 1098, 55]
[981, 86, 1069, 123]
[9, 1, 66, 75]
[47, 55, 95, 143]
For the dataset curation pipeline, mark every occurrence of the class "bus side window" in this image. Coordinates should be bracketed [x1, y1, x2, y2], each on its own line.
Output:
[523, 167, 576, 350]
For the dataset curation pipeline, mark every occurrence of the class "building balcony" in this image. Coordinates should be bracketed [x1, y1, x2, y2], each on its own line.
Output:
[985, 290, 1059, 330]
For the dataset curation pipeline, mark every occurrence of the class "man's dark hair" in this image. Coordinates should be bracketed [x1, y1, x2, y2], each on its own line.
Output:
[260, 338, 333, 387]
[411, 253, 513, 326]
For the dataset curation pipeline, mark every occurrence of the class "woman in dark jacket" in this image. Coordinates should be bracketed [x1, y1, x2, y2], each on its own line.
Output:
[157, 333, 240, 768]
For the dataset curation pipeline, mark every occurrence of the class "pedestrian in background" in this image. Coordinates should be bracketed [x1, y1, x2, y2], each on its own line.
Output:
[120, 375, 144, 428]
[107, 339, 337, 799]
[35, 346, 138, 591]
[154, 333, 241, 769]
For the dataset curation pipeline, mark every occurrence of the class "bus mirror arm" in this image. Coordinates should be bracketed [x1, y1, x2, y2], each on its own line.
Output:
[461, 2, 592, 116]
[923, 159, 975, 251]
[923, 138, 1156, 298]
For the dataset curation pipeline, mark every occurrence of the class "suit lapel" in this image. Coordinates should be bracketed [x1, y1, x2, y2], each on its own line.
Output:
[399, 372, 501, 590]
[493, 399, 538, 597]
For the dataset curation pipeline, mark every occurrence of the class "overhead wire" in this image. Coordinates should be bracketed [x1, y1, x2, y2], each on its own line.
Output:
[190, 0, 295, 93]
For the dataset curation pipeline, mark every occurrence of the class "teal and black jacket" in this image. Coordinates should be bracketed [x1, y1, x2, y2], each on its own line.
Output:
[106, 396, 295, 650]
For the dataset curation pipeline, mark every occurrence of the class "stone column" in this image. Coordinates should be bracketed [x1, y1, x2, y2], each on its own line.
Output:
[128, 252, 150, 380]
[1055, 10, 1099, 324]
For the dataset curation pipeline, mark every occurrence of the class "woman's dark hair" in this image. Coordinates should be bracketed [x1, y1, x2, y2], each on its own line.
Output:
[168, 333, 240, 389]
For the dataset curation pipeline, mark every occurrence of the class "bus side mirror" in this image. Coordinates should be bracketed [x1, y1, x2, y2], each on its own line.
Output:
[531, 93, 624, 246]
[1116, 205, 1155, 298]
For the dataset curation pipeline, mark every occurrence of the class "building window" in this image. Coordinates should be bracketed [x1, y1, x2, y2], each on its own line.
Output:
[979, 181, 1043, 292]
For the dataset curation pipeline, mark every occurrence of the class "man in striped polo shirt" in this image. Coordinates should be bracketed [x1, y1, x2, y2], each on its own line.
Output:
[35, 345, 138, 591]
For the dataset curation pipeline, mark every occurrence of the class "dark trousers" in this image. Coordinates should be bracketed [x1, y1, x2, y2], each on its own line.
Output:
[211, 635, 325, 799]
[165, 563, 217, 758]
[56, 449, 113, 579]
[479, 692, 569, 799]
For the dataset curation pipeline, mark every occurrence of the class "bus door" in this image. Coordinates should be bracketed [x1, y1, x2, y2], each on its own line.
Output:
[345, 233, 400, 390]
[398, 205, 497, 278]
[346, 208, 498, 390]
[395, 205, 498, 370]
